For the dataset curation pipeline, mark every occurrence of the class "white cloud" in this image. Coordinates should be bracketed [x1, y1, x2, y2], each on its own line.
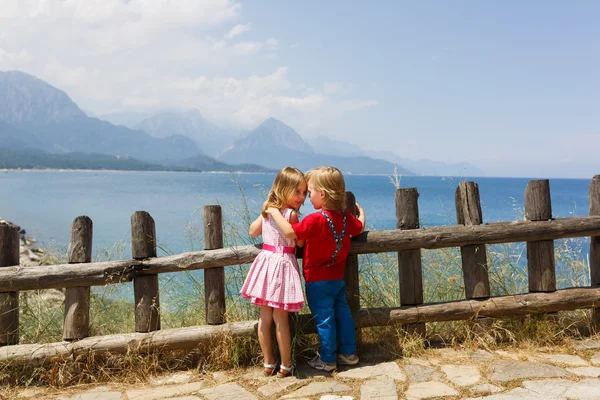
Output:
[0, 0, 241, 25]
[0, 0, 378, 135]
[264, 38, 278, 50]
[233, 41, 264, 55]
[122, 96, 160, 108]
[226, 23, 251, 39]
[324, 81, 351, 96]
[0, 48, 32, 69]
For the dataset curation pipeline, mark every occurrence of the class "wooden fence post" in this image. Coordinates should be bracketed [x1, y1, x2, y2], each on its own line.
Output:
[204, 205, 225, 325]
[396, 188, 425, 336]
[344, 192, 360, 312]
[345, 192, 362, 344]
[524, 180, 556, 293]
[455, 182, 490, 299]
[588, 175, 600, 333]
[131, 211, 160, 332]
[63, 216, 92, 340]
[0, 223, 19, 345]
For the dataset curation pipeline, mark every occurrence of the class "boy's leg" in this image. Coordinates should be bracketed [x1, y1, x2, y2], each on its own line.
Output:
[333, 279, 357, 356]
[305, 280, 337, 363]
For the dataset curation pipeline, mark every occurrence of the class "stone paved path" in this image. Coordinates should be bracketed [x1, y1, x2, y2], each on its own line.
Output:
[11, 339, 600, 399]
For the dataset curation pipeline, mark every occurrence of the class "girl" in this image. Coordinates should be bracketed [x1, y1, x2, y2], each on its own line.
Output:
[240, 166, 307, 378]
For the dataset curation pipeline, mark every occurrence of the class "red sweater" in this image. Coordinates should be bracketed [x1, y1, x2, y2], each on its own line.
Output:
[293, 210, 363, 282]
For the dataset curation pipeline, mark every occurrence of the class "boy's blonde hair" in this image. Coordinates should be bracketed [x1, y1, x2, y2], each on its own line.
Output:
[306, 166, 346, 211]
[261, 166, 306, 218]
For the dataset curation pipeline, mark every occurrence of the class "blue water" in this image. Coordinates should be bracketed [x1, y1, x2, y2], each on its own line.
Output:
[0, 170, 591, 256]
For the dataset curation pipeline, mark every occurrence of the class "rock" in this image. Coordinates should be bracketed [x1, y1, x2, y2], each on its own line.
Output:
[127, 382, 205, 400]
[469, 383, 503, 394]
[336, 362, 406, 381]
[280, 381, 352, 399]
[441, 364, 481, 386]
[405, 382, 458, 400]
[488, 360, 569, 382]
[566, 367, 600, 377]
[573, 339, 600, 351]
[198, 382, 257, 400]
[401, 364, 442, 382]
[360, 377, 397, 400]
[149, 371, 193, 386]
[534, 353, 589, 367]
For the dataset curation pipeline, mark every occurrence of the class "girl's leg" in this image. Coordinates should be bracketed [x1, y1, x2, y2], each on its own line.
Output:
[272, 308, 291, 368]
[258, 306, 276, 365]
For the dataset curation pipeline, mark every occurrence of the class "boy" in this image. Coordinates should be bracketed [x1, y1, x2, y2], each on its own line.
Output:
[267, 166, 366, 371]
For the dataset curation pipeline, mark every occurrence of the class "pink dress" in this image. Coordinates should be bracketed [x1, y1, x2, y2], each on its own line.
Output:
[240, 208, 304, 312]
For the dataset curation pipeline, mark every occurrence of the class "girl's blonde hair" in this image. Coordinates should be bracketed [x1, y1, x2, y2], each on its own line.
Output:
[305, 166, 346, 211]
[261, 166, 306, 218]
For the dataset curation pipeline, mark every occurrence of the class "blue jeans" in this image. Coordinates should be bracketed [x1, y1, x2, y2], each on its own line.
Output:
[305, 279, 357, 363]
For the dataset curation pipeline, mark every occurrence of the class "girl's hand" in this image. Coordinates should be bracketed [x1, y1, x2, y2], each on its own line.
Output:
[355, 203, 362, 216]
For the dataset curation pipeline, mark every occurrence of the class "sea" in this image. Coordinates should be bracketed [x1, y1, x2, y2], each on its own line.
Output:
[0, 170, 591, 256]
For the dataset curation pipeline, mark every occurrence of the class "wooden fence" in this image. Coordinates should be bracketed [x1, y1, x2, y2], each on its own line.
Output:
[1, 176, 600, 365]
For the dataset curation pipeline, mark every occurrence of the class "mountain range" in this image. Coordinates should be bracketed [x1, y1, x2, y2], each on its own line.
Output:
[0, 69, 482, 176]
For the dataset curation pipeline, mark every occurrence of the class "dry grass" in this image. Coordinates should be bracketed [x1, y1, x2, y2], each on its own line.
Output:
[3, 192, 597, 389]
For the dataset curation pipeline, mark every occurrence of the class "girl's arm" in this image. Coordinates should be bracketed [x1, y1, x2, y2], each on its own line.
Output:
[356, 203, 366, 234]
[289, 210, 305, 248]
[266, 207, 297, 239]
[248, 215, 262, 238]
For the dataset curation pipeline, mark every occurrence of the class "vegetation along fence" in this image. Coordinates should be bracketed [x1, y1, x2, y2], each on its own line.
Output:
[1, 176, 600, 366]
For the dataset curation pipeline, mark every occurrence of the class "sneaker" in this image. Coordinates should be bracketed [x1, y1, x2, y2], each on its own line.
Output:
[308, 355, 336, 372]
[337, 353, 359, 365]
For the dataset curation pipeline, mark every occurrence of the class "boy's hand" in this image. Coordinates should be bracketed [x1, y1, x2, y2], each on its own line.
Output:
[355, 203, 362, 217]
[266, 207, 278, 215]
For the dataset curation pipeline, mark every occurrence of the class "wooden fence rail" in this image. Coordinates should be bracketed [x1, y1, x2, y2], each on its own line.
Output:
[2, 216, 600, 293]
[1, 176, 600, 366]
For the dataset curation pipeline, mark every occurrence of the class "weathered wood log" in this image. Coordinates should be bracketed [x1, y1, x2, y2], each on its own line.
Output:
[0, 321, 258, 366]
[63, 216, 92, 341]
[2, 216, 600, 292]
[455, 182, 490, 299]
[589, 175, 600, 333]
[344, 192, 362, 344]
[3, 286, 600, 366]
[349, 216, 600, 254]
[204, 205, 225, 325]
[0, 223, 19, 346]
[525, 180, 556, 292]
[132, 211, 160, 332]
[396, 188, 425, 336]
[396, 188, 423, 306]
[131, 211, 157, 259]
[344, 192, 360, 312]
[353, 286, 600, 328]
[590, 175, 600, 286]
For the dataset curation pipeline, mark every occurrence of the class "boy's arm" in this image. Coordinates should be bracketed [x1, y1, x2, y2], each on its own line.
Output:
[248, 215, 262, 238]
[356, 203, 366, 233]
[266, 207, 297, 239]
[289, 210, 305, 248]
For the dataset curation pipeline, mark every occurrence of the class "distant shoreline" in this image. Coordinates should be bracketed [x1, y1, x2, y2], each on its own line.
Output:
[0, 168, 273, 174]
[0, 168, 394, 177]
[0, 168, 589, 180]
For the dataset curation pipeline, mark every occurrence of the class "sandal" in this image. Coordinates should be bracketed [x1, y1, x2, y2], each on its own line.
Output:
[264, 362, 277, 376]
[277, 364, 293, 378]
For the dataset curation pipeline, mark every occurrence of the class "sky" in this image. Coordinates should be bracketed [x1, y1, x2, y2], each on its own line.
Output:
[0, 0, 599, 178]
